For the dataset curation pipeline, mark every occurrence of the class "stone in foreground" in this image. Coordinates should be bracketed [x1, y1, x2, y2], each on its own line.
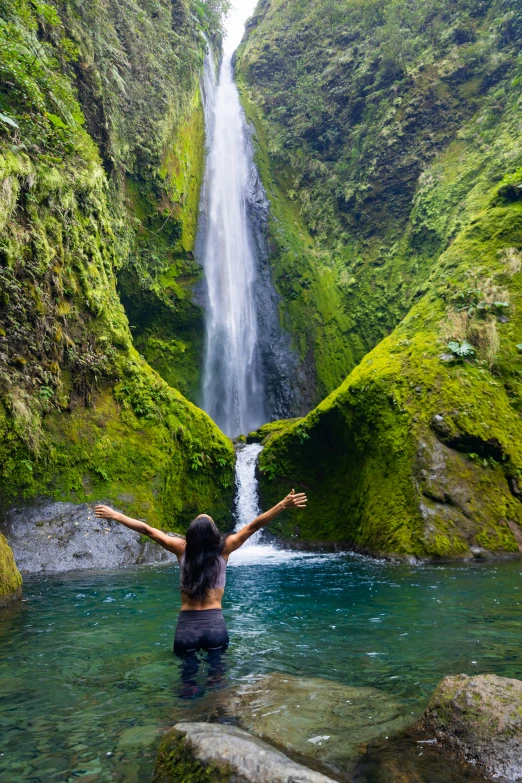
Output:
[153, 722, 337, 783]
[420, 673, 522, 780]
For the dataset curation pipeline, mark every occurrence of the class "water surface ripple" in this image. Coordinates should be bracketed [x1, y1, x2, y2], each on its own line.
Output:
[1, 555, 521, 781]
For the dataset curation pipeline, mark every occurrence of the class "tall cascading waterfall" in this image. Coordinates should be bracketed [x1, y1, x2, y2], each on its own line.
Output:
[197, 42, 301, 556]
[199, 52, 266, 438]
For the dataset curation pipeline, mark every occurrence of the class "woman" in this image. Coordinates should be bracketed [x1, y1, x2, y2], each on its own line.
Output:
[94, 489, 306, 693]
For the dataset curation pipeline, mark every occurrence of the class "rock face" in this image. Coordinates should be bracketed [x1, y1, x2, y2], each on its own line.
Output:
[246, 139, 304, 420]
[420, 673, 522, 780]
[257, 194, 522, 558]
[0, 534, 22, 607]
[2, 502, 177, 573]
[153, 722, 337, 783]
[237, 0, 522, 558]
[213, 672, 410, 765]
[0, 0, 235, 540]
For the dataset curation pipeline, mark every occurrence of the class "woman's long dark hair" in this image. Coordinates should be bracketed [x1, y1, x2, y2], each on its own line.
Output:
[181, 515, 225, 601]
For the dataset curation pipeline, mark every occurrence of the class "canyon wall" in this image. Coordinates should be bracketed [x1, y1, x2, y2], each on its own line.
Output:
[0, 0, 234, 596]
[239, 0, 522, 556]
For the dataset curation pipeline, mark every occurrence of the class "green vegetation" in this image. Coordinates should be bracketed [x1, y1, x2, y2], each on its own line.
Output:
[153, 729, 234, 783]
[0, 533, 22, 606]
[237, 0, 522, 404]
[235, 0, 522, 556]
[0, 0, 235, 548]
[52, 0, 224, 402]
[258, 187, 522, 557]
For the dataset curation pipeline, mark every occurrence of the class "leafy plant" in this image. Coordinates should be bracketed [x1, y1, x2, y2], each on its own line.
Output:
[39, 385, 54, 399]
[260, 462, 277, 481]
[447, 340, 475, 358]
[0, 112, 18, 128]
[296, 425, 310, 444]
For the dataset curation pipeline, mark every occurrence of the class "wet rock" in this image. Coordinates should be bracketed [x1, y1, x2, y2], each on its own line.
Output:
[153, 722, 337, 783]
[214, 672, 410, 765]
[117, 724, 161, 750]
[0, 531, 22, 607]
[418, 673, 522, 780]
[245, 131, 305, 420]
[1, 501, 176, 573]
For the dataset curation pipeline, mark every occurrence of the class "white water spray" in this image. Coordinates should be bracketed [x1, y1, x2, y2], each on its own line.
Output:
[230, 443, 309, 565]
[234, 443, 263, 543]
[199, 53, 265, 438]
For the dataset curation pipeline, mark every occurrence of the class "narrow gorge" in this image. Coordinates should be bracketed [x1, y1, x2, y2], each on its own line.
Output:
[1, 1, 522, 782]
[0, 0, 522, 593]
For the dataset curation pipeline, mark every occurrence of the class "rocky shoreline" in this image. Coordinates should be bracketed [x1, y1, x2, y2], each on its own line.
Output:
[0, 501, 178, 574]
[154, 673, 522, 783]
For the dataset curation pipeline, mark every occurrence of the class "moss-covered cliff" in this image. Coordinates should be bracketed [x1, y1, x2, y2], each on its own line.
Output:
[0, 0, 234, 553]
[238, 0, 522, 556]
[258, 181, 522, 557]
[237, 0, 522, 404]
[56, 0, 226, 402]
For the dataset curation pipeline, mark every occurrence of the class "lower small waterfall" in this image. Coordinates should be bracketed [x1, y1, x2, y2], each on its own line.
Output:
[230, 442, 305, 564]
[234, 443, 263, 542]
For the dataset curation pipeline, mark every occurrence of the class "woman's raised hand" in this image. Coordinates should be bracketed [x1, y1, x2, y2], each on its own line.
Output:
[282, 489, 307, 509]
[94, 505, 117, 519]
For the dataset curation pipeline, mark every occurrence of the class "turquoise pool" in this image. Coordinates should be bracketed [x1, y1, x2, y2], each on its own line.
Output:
[0, 549, 520, 782]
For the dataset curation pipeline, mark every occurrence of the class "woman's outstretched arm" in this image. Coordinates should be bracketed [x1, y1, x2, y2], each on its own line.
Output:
[94, 505, 186, 556]
[223, 490, 307, 554]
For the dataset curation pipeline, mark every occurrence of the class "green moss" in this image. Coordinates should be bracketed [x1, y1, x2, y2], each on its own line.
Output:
[258, 189, 522, 557]
[0, 534, 22, 608]
[118, 82, 207, 402]
[246, 418, 301, 444]
[153, 730, 233, 783]
[236, 0, 522, 403]
[0, 0, 235, 541]
[161, 86, 206, 254]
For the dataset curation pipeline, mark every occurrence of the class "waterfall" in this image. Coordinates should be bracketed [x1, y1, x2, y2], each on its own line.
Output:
[230, 442, 308, 564]
[234, 443, 263, 544]
[199, 53, 266, 438]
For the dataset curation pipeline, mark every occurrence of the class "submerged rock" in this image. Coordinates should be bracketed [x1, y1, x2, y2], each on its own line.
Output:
[1, 502, 176, 573]
[213, 672, 410, 765]
[419, 673, 522, 780]
[153, 722, 337, 783]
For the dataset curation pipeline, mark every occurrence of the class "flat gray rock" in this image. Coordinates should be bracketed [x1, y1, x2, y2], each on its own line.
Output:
[213, 671, 410, 764]
[419, 673, 522, 780]
[153, 722, 337, 783]
[1, 501, 177, 573]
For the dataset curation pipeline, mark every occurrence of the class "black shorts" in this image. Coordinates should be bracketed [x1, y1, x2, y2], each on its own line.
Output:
[173, 609, 229, 656]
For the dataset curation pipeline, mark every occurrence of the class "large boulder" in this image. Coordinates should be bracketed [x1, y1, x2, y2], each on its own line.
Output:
[213, 672, 410, 765]
[0, 533, 22, 607]
[419, 673, 522, 780]
[153, 722, 337, 783]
